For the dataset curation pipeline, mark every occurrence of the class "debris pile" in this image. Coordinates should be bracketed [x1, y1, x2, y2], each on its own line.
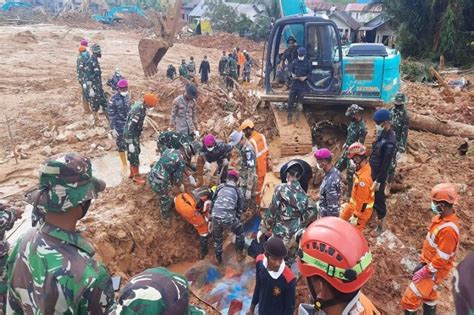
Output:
[0, 8, 48, 25]
[181, 32, 264, 53]
[10, 30, 38, 44]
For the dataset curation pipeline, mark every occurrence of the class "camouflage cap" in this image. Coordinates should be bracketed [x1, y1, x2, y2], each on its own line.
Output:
[345, 104, 364, 117]
[394, 92, 406, 105]
[91, 43, 101, 54]
[25, 152, 105, 213]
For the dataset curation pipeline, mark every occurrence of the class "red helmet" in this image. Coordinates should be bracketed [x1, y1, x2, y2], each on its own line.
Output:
[297, 217, 373, 293]
[430, 183, 458, 204]
[347, 142, 366, 159]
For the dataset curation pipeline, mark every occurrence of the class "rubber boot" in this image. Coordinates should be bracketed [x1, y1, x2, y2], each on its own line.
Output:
[216, 254, 223, 266]
[199, 236, 208, 259]
[404, 310, 417, 315]
[82, 97, 91, 114]
[161, 214, 171, 228]
[384, 182, 391, 197]
[422, 304, 436, 315]
[129, 165, 134, 179]
[130, 166, 145, 185]
[119, 151, 128, 176]
[286, 112, 292, 125]
[376, 218, 385, 235]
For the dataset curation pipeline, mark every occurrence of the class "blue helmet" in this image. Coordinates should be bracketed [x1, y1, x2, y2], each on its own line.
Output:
[373, 109, 391, 124]
[297, 47, 307, 56]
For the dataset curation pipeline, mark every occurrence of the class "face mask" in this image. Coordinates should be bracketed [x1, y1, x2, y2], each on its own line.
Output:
[431, 201, 441, 215]
[120, 92, 128, 97]
[349, 159, 357, 170]
[298, 56, 305, 61]
[375, 124, 384, 132]
[315, 162, 322, 170]
[207, 146, 215, 152]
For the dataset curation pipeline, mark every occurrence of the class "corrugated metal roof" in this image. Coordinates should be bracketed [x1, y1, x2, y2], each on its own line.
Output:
[359, 14, 387, 30]
[330, 11, 360, 30]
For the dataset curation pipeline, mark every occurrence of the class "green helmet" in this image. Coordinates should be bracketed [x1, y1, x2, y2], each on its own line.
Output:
[345, 104, 364, 117]
[394, 92, 406, 105]
[26, 152, 106, 213]
[91, 43, 101, 54]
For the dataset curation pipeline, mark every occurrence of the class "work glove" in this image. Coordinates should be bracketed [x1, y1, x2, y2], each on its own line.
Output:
[179, 184, 185, 193]
[256, 230, 264, 244]
[208, 220, 213, 232]
[188, 175, 197, 187]
[194, 130, 200, 138]
[372, 181, 381, 192]
[111, 129, 119, 138]
[82, 83, 87, 90]
[349, 215, 358, 226]
[128, 143, 135, 153]
[222, 158, 229, 167]
[89, 88, 96, 98]
[86, 81, 92, 86]
[412, 266, 431, 283]
[245, 190, 252, 201]
[396, 152, 401, 161]
[204, 162, 211, 171]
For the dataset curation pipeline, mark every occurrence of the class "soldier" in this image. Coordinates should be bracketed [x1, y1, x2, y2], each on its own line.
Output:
[7, 153, 115, 314]
[188, 56, 196, 79]
[287, 47, 311, 124]
[106, 68, 124, 92]
[258, 165, 310, 265]
[314, 148, 341, 217]
[335, 104, 367, 197]
[0, 203, 23, 312]
[166, 64, 177, 80]
[387, 92, 409, 195]
[226, 53, 238, 90]
[179, 59, 190, 80]
[229, 130, 257, 211]
[108, 79, 130, 174]
[211, 170, 245, 265]
[123, 92, 159, 185]
[76, 45, 91, 114]
[280, 159, 312, 193]
[280, 36, 298, 86]
[156, 130, 193, 154]
[85, 44, 108, 120]
[201, 134, 233, 184]
[148, 142, 198, 227]
[169, 84, 199, 137]
[243, 53, 252, 83]
[218, 50, 228, 78]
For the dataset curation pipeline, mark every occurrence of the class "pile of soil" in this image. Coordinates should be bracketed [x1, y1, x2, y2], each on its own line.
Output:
[10, 30, 38, 44]
[181, 32, 264, 54]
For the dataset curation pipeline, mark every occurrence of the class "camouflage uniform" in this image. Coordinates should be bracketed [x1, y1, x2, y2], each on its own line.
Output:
[170, 95, 198, 136]
[388, 104, 409, 182]
[218, 55, 228, 77]
[0, 205, 19, 313]
[156, 131, 193, 154]
[235, 141, 257, 210]
[202, 141, 233, 184]
[123, 101, 147, 167]
[211, 181, 244, 263]
[7, 153, 114, 314]
[117, 267, 205, 314]
[243, 58, 251, 82]
[260, 181, 310, 264]
[85, 47, 107, 112]
[335, 120, 367, 194]
[188, 60, 196, 78]
[166, 64, 176, 80]
[106, 69, 124, 92]
[226, 56, 238, 89]
[319, 167, 341, 217]
[148, 149, 186, 220]
[179, 63, 190, 80]
[108, 92, 130, 152]
[76, 51, 91, 101]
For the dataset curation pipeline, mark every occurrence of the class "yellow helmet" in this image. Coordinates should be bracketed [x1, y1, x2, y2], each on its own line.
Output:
[239, 119, 254, 131]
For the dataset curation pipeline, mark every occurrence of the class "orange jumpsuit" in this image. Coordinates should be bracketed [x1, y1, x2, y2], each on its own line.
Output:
[401, 213, 459, 311]
[174, 193, 211, 236]
[340, 162, 374, 231]
[248, 131, 269, 206]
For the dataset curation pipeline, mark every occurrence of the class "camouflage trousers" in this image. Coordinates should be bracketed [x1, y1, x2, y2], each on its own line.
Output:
[115, 128, 126, 152]
[212, 216, 244, 259]
[240, 177, 257, 211]
[0, 255, 7, 314]
[89, 84, 108, 113]
[335, 155, 355, 195]
[149, 179, 172, 219]
[126, 138, 141, 167]
[387, 155, 397, 183]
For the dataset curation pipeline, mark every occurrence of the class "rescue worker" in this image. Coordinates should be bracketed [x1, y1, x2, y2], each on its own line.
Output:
[258, 165, 310, 265]
[199, 55, 210, 84]
[0, 203, 23, 312]
[117, 267, 205, 314]
[169, 83, 199, 137]
[179, 59, 190, 79]
[148, 142, 198, 227]
[243, 53, 252, 83]
[106, 68, 124, 92]
[370, 109, 396, 233]
[85, 43, 108, 118]
[226, 53, 238, 90]
[188, 56, 196, 79]
[387, 92, 409, 195]
[314, 148, 341, 217]
[108, 78, 130, 174]
[287, 47, 311, 124]
[335, 104, 367, 197]
[156, 130, 193, 154]
[166, 64, 177, 80]
[7, 153, 115, 314]
[175, 186, 214, 259]
[339, 143, 375, 231]
[240, 119, 270, 207]
[218, 50, 228, 78]
[202, 134, 233, 184]
[279, 159, 312, 193]
[229, 130, 257, 211]
[401, 183, 460, 315]
[123, 92, 159, 185]
[249, 237, 296, 315]
[76, 45, 91, 114]
[452, 253, 474, 314]
[237, 47, 245, 78]
[280, 36, 298, 86]
[211, 170, 245, 265]
[80, 39, 88, 47]
[297, 217, 380, 315]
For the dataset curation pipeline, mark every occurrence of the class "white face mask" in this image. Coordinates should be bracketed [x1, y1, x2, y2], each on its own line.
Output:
[120, 92, 128, 97]
[298, 56, 305, 61]
[375, 124, 384, 132]
[349, 159, 357, 170]
[207, 146, 215, 152]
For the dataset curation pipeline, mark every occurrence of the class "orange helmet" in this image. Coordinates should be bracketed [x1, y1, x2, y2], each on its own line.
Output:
[430, 183, 458, 204]
[143, 93, 158, 107]
[297, 217, 373, 293]
[79, 46, 87, 53]
[239, 119, 254, 131]
[347, 142, 367, 159]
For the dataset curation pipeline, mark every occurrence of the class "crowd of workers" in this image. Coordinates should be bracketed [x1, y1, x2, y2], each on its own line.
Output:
[0, 38, 469, 315]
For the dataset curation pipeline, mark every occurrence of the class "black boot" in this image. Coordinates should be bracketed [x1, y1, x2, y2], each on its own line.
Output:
[199, 236, 208, 259]
[216, 254, 223, 266]
[422, 303, 436, 315]
[404, 311, 417, 315]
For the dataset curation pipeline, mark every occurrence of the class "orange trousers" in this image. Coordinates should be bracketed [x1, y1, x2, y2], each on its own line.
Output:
[255, 175, 265, 205]
[340, 205, 371, 231]
[401, 279, 438, 311]
[175, 194, 209, 236]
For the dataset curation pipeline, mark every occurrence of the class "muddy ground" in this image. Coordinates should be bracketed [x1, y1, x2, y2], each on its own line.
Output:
[0, 24, 472, 314]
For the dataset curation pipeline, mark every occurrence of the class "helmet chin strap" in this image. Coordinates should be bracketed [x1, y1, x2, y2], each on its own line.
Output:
[307, 277, 353, 312]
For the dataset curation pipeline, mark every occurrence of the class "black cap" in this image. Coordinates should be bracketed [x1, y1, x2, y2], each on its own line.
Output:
[185, 83, 198, 99]
[264, 236, 288, 258]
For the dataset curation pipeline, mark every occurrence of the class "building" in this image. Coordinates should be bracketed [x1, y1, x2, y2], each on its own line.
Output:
[187, 0, 265, 25]
[344, 2, 382, 24]
[328, 10, 360, 43]
[182, 0, 200, 22]
[358, 14, 396, 47]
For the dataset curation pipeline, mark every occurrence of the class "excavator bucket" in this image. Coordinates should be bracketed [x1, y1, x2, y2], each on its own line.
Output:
[138, 38, 170, 77]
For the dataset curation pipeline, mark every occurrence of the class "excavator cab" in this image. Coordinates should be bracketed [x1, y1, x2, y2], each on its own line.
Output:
[265, 16, 343, 95]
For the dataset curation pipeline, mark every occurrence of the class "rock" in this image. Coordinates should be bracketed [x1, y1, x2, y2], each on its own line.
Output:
[18, 143, 32, 151]
[67, 134, 78, 144]
[66, 121, 86, 131]
[55, 134, 67, 142]
[75, 132, 88, 142]
[90, 143, 98, 150]
[94, 127, 107, 137]
[86, 129, 97, 139]
[43, 131, 53, 138]
[41, 145, 52, 156]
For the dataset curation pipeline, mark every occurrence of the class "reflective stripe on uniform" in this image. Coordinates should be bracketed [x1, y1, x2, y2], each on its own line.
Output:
[409, 282, 423, 298]
[249, 136, 268, 158]
[425, 222, 459, 259]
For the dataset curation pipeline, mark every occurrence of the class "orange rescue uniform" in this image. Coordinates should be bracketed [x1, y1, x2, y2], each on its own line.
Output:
[248, 130, 269, 205]
[238, 52, 245, 68]
[401, 213, 460, 311]
[340, 162, 374, 231]
[174, 193, 212, 236]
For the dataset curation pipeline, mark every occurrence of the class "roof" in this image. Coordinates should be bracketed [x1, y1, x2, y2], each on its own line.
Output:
[188, 0, 206, 17]
[330, 11, 360, 30]
[359, 14, 389, 31]
[344, 3, 383, 12]
[311, 1, 344, 12]
[183, 0, 200, 10]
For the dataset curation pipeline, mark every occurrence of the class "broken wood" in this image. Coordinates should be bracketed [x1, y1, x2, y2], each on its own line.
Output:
[4, 115, 18, 164]
[429, 66, 453, 96]
[408, 111, 474, 138]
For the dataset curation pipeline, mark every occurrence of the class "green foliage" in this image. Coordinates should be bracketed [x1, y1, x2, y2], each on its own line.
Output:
[400, 61, 435, 82]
